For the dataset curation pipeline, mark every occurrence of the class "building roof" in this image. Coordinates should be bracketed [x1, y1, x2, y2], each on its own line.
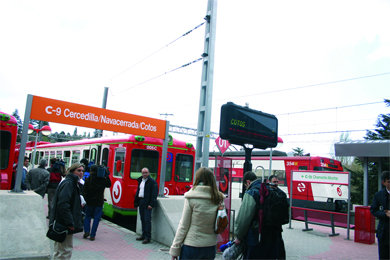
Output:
[334, 139, 390, 158]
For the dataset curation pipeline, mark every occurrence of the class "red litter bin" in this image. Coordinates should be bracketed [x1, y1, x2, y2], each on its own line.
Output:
[354, 206, 375, 244]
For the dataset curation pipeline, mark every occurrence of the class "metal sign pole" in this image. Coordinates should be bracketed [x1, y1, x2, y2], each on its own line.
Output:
[158, 121, 169, 197]
[12, 94, 33, 193]
[268, 148, 273, 179]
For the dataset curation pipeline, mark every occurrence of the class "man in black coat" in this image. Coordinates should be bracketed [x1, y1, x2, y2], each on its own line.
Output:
[134, 167, 158, 244]
[82, 165, 111, 241]
[50, 163, 84, 259]
[371, 171, 390, 260]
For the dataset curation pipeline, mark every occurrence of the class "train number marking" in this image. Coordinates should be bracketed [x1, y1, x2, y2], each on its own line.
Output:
[297, 182, 306, 192]
[112, 181, 122, 203]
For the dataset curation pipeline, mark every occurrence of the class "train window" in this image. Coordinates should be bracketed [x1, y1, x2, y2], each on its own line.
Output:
[83, 150, 90, 161]
[34, 151, 40, 165]
[273, 170, 286, 186]
[0, 131, 11, 169]
[165, 152, 173, 181]
[174, 154, 193, 182]
[71, 150, 80, 164]
[50, 151, 55, 161]
[56, 151, 62, 160]
[90, 148, 98, 164]
[39, 151, 44, 163]
[130, 149, 159, 180]
[64, 151, 71, 167]
[299, 166, 308, 170]
[102, 148, 109, 167]
[44, 151, 49, 161]
[113, 148, 126, 178]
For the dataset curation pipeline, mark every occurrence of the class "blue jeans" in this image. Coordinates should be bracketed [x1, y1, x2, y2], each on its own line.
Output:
[180, 245, 216, 260]
[83, 205, 103, 238]
[139, 202, 152, 239]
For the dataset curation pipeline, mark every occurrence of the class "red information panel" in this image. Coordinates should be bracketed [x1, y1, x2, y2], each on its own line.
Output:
[354, 206, 375, 244]
[215, 157, 232, 251]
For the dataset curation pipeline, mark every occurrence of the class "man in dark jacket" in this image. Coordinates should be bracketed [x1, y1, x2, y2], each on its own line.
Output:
[26, 158, 50, 198]
[134, 167, 158, 244]
[50, 163, 84, 259]
[235, 172, 286, 259]
[371, 171, 390, 260]
[82, 165, 111, 241]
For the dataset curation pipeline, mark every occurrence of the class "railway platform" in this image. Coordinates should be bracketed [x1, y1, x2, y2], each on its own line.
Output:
[1, 191, 379, 260]
[64, 218, 378, 260]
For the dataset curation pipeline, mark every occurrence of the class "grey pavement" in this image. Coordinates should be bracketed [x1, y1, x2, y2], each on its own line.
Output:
[40, 196, 378, 260]
[61, 218, 378, 260]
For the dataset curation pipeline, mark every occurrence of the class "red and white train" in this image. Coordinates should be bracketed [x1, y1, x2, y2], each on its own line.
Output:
[24, 135, 195, 218]
[209, 150, 349, 212]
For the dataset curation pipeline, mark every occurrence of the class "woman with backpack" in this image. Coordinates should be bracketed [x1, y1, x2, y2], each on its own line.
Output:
[169, 167, 224, 260]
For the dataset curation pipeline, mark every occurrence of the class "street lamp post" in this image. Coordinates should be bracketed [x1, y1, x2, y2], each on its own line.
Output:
[28, 124, 51, 169]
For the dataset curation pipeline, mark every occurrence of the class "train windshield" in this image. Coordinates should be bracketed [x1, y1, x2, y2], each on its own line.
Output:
[174, 154, 194, 182]
[130, 149, 159, 180]
[0, 131, 11, 169]
[313, 166, 341, 172]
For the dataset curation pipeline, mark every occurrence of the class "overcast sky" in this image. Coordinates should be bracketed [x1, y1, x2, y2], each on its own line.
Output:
[1, 0, 389, 157]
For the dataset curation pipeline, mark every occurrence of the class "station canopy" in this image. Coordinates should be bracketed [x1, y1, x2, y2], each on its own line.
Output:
[335, 139, 390, 159]
[334, 139, 390, 206]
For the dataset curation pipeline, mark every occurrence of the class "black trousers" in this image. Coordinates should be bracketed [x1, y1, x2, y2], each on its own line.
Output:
[139, 199, 152, 239]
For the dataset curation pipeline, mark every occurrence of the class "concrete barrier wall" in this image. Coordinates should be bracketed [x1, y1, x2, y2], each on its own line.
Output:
[137, 196, 242, 247]
[0, 190, 50, 259]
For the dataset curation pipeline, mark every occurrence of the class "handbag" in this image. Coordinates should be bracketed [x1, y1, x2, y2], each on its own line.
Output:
[222, 241, 244, 260]
[215, 203, 228, 234]
[46, 220, 68, 242]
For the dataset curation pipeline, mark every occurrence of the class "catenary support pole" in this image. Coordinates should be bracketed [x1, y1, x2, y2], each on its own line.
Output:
[12, 94, 33, 193]
[158, 121, 170, 197]
[195, 0, 217, 172]
[99, 86, 109, 137]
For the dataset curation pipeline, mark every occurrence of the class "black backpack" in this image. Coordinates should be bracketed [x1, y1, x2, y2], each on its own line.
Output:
[258, 183, 290, 230]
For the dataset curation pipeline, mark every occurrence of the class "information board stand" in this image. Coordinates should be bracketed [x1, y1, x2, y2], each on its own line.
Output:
[289, 170, 351, 239]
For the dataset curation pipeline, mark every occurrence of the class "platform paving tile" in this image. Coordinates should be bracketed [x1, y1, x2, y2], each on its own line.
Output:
[71, 220, 170, 260]
[67, 218, 378, 260]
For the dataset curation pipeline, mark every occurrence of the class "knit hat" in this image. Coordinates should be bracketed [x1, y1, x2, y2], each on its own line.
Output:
[39, 159, 47, 167]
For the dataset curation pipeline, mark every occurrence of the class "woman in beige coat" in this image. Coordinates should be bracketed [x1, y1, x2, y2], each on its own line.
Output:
[169, 167, 225, 260]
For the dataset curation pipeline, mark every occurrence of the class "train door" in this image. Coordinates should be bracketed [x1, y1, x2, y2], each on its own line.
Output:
[81, 145, 99, 165]
[162, 152, 174, 196]
[172, 153, 194, 195]
[104, 144, 126, 217]
[99, 145, 110, 167]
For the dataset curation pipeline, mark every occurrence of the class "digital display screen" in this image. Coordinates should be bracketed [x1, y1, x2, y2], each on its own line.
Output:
[219, 102, 278, 149]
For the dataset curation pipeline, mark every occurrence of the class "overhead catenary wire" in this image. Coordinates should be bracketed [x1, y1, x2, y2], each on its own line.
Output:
[107, 21, 205, 82]
[276, 101, 384, 116]
[229, 72, 390, 99]
[280, 129, 375, 136]
[115, 57, 203, 95]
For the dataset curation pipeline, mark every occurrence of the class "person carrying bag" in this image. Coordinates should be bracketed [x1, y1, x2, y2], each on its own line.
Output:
[47, 163, 84, 260]
[47, 220, 68, 243]
[169, 168, 225, 260]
